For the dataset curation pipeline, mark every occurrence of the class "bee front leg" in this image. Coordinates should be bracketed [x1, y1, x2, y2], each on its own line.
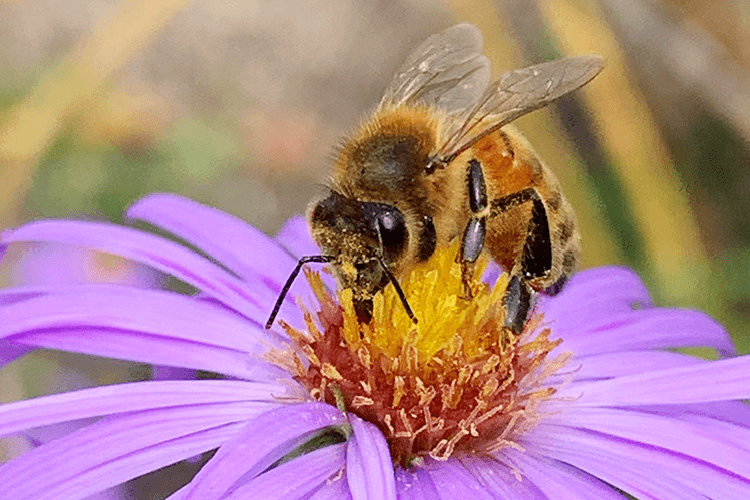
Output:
[458, 159, 490, 298]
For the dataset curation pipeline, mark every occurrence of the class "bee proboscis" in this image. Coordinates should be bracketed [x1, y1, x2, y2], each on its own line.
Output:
[266, 23, 604, 333]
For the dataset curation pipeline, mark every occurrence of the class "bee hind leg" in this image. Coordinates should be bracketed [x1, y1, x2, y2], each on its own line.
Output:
[544, 274, 568, 296]
[503, 275, 537, 334]
[491, 187, 553, 333]
[354, 297, 374, 324]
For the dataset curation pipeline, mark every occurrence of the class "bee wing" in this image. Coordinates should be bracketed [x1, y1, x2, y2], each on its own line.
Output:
[379, 23, 491, 114]
[439, 55, 605, 161]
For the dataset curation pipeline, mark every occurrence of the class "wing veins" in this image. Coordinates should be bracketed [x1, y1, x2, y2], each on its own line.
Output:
[439, 55, 604, 162]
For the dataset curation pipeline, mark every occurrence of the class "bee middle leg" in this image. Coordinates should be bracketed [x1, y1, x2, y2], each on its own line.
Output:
[458, 162, 554, 333]
[459, 217, 485, 298]
[490, 187, 552, 333]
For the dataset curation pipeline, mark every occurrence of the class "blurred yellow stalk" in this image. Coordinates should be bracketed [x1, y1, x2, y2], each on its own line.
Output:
[541, 0, 711, 306]
[445, 0, 625, 268]
[0, 0, 190, 227]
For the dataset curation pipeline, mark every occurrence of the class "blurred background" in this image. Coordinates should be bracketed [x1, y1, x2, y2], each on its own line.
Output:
[0, 0, 749, 496]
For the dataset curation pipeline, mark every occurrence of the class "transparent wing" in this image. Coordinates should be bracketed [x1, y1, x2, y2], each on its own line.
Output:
[379, 24, 491, 114]
[439, 55, 605, 161]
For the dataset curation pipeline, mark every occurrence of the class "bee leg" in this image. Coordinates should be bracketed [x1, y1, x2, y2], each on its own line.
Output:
[520, 194, 553, 282]
[503, 275, 537, 334]
[544, 274, 568, 296]
[489, 187, 553, 282]
[354, 297, 374, 324]
[490, 187, 552, 333]
[459, 159, 490, 299]
[459, 217, 485, 299]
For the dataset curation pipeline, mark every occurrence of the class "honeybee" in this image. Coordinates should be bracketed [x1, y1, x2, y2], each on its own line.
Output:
[266, 23, 603, 333]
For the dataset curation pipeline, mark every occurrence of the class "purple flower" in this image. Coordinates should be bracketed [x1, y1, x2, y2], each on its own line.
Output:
[0, 238, 161, 368]
[1, 193, 750, 499]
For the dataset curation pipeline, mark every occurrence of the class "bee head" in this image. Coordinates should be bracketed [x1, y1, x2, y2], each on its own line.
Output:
[309, 190, 411, 321]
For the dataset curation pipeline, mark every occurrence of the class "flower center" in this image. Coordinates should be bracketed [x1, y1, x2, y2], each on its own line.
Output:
[274, 243, 569, 467]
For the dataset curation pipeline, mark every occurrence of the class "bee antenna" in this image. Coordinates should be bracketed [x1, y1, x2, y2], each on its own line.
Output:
[265, 255, 336, 329]
[375, 254, 418, 324]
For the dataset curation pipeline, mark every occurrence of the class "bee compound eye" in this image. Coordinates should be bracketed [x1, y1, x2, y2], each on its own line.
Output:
[377, 209, 407, 262]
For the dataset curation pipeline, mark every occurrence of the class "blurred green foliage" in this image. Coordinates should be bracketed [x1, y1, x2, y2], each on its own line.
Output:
[25, 118, 242, 222]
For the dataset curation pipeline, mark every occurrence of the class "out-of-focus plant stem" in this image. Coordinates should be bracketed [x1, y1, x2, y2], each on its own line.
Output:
[444, 0, 626, 269]
[540, 0, 711, 308]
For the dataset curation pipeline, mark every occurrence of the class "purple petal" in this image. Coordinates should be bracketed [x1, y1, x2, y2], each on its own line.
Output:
[308, 474, 353, 500]
[479, 260, 503, 286]
[570, 350, 705, 381]
[0, 285, 287, 379]
[538, 266, 651, 328]
[166, 465, 351, 500]
[346, 414, 396, 500]
[1, 220, 266, 320]
[164, 486, 188, 500]
[180, 402, 346, 499]
[125, 196, 333, 331]
[537, 267, 734, 357]
[125, 195, 315, 331]
[457, 456, 546, 499]
[543, 406, 750, 479]
[2, 240, 161, 289]
[0, 401, 278, 500]
[1, 285, 274, 351]
[0, 285, 52, 305]
[126, 194, 299, 290]
[151, 365, 199, 380]
[560, 355, 750, 405]
[275, 215, 319, 259]
[395, 465, 440, 500]
[0, 380, 286, 437]
[0, 340, 34, 366]
[273, 215, 338, 299]
[20, 327, 283, 380]
[633, 400, 750, 428]
[524, 424, 750, 499]
[523, 440, 697, 500]
[554, 308, 735, 358]
[420, 459, 495, 500]
[224, 444, 347, 500]
[499, 449, 626, 499]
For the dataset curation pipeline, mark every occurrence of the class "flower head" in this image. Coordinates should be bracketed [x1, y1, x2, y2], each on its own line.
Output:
[1, 193, 749, 500]
[277, 243, 566, 467]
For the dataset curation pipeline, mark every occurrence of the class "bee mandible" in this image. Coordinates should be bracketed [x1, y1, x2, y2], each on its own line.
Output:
[266, 23, 604, 333]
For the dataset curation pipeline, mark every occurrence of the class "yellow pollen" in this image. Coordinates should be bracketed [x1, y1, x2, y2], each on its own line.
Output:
[276, 241, 568, 467]
[341, 261, 357, 278]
